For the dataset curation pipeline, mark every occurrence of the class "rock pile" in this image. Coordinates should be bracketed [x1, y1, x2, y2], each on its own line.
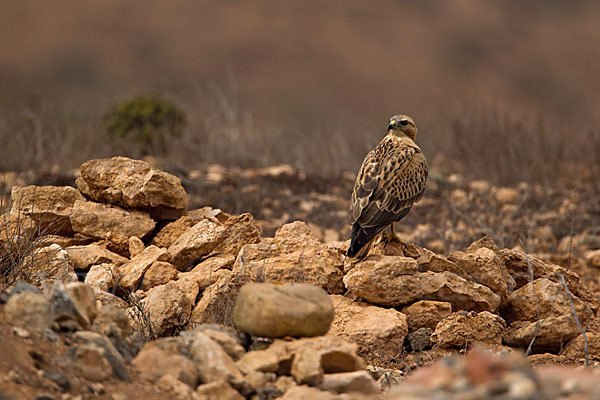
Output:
[1, 156, 599, 399]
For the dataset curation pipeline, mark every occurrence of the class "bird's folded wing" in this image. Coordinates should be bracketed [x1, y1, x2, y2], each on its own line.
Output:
[351, 145, 427, 228]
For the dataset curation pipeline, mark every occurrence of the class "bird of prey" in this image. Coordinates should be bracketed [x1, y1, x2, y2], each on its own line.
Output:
[347, 114, 428, 259]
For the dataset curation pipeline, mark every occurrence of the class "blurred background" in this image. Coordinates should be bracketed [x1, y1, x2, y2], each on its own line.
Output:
[1, 0, 599, 185]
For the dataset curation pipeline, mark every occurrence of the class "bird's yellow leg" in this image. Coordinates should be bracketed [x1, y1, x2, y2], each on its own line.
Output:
[391, 224, 404, 243]
[383, 224, 404, 246]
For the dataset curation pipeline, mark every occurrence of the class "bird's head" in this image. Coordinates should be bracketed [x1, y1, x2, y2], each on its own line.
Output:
[387, 114, 418, 141]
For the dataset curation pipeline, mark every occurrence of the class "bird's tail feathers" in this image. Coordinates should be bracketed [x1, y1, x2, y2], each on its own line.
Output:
[347, 224, 386, 259]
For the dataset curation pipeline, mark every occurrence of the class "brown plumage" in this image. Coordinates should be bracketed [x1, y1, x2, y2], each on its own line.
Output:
[347, 114, 428, 259]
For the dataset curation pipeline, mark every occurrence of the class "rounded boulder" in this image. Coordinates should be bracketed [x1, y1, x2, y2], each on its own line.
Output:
[233, 283, 334, 338]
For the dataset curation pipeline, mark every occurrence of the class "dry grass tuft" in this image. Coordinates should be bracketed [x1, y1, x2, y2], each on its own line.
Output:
[127, 291, 158, 343]
[0, 193, 49, 289]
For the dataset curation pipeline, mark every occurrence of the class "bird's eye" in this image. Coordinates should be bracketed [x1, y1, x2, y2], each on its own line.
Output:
[400, 120, 409, 126]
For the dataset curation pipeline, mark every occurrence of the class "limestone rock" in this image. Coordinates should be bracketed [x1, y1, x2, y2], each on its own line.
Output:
[504, 314, 582, 352]
[243, 371, 277, 395]
[76, 156, 188, 220]
[64, 282, 98, 323]
[327, 295, 408, 364]
[415, 249, 469, 279]
[73, 331, 129, 381]
[158, 375, 196, 400]
[39, 234, 93, 249]
[118, 245, 169, 291]
[168, 219, 228, 269]
[274, 221, 321, 254]
[141, 261, 179, 291]
[142, 335, 193, 358]
[189, 331, 247, 390]
[343, 255, 500, 311]
[406, 328, 434, 352]
[466, 235, 502, 255]
[173, 278, 200, 312]
[132, 346, 198, 387]
[233, 243, 281, 272]
[503, 249, 554, 288]
[196, 381, 244, 400]
[128, 236, 145, 258]
[4, 291, 53, 332]
[291, 346, 324, 385]
[431, 311, 506, 348]
[211, 213, 261, 257]
[188, 206, 232, 224]
[342, 255, 417, 306]
[93, 288, 129, 310]
[401, 300, 453, 332]
[237, 336, 363, 376]
[189, 271, 235, 325]
[193, 325, 246, 361]
[66, 244, 128, 270]
[151, 207, 226, 248]
[84, 263, 117, 291]
[560, 332, 600, 359]
[141, 281, 193, 336]
[67, 343, 113, 382]
[92, 304, 130, 339]
[233, 283, 334, 338]
[51, 282, 97, 330]
[178, 255, 235, 291]
[151, 216, 198, 248]
[318, 371, 380, 396]
[502, 249, 598, 308]
[251, 374, 284, 397]
[448, 246, 516, 306]
[266, 372, 298, 394]
[502, 278, 593, 324]
[236, 347, 281, 375]
[233, 245, 344, 294]
[279, 386, 346, 400]
[70, 200, 155, 243]
[10, 185, 83, 235]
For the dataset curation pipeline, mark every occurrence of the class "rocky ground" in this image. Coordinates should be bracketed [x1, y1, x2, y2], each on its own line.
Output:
[1, 156, 600, 399]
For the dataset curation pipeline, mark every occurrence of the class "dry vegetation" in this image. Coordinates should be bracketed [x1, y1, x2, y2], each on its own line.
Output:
[2, 94, 599, 189]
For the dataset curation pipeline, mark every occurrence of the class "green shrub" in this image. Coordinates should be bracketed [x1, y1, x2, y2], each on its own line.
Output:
[103, 95, 186, 152]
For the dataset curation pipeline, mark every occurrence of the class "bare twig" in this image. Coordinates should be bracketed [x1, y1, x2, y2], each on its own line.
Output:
[520, 240, 541, 357]
[565, 190, 576, 273]
[109, 268, 157, 342]
[127, 291, 156, 342]
[558, 274, 589, 367]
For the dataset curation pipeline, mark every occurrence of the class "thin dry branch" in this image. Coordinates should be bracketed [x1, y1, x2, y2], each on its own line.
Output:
[558, 273, 589, 367]
[127, 291, 157, 342]
[521, 243, 541, 357]
[565, 190, 576, 273]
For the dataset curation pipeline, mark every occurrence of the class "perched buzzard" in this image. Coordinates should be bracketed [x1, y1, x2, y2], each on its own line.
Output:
[348, 114, 428, 259]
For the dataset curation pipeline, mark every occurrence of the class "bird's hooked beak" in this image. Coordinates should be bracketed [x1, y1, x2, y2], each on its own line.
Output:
[387, 118, 397, 131]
